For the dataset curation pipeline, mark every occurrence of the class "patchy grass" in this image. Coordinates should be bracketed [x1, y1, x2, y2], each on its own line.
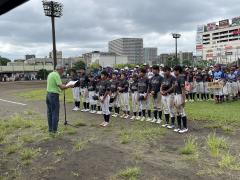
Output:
[206, 133, 228, 157]
[63, 127, 78, 135]
[73, 140, 88, 152]
[4, 144, 22, 155]
[54, 147, 65, 156]
[180, 136, 198, 155]
[119, 124, 166, 144]
[131, 150, 144, 161]
[20, 148, 41, 161]
[217, 153, 240, 170]
[73, 121, 87, 127]
[112, 167, 141, 180]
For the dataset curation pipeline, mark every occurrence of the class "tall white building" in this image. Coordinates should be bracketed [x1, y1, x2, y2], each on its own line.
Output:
[143, 48, 157, 64]
[196, 17, 240, 64]
[108, 38, 143, 64]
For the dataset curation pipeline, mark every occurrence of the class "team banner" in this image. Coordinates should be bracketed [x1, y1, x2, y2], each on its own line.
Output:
[208, 82, 224, 89]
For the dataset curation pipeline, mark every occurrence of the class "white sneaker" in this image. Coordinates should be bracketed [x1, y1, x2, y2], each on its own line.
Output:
[90, 110, 95, 114]
[130, 116, 136, 120]
[112, 113, 118, 118]
[151, 118, 157, 123]
[120, 114, 125, 118]
[72, 107, 77, 111]
[174, 128, 181, 133]
[179, 128, 188, 134]
[162, 124, 169, 128]
[140, 117, 145, 122]
[124, 115, 129, 119]
[97, 111, 102, 115]
[167, 125, 175, 129]
[136, 116, 141, 120]
[146, 118, 152, 122]
[81, 109, 86, 112]
[156, 119, 162, 124]
[92, 110, 97, 114]
[85, 109, 90, 112]
[102, 122, 109, 127]
[73, 107, 80, 111]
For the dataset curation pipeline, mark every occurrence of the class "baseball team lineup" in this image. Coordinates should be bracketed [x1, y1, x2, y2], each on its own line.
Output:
[47, 63, 240, 134]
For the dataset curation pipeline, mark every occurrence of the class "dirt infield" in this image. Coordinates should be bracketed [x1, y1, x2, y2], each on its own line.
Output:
[0, 81, 240, 180]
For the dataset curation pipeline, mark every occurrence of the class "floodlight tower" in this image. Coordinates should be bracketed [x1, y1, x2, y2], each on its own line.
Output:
[42, 1, 63, 70]
[172, 33, 181, 65]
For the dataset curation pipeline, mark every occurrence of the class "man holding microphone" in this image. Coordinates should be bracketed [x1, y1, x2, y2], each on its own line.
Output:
[46, 65, 73, 133]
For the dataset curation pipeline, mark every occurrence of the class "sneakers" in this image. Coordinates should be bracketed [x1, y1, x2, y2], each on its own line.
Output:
[156, 119, 162, 124]
[140, 117, 145, 122]
[102, 122, 109, 127]
[85, 109, 90, 112]
[96, 111, 102, 115]
[167, 125, 175, 129]
[72, 107, 80, 111]
[130, 116, 136, 120]
[92, 110, 97, 114]
[162, 124, 169, 128]
[112, 113, 118, 118]
[120, 114, 125, 118]
[90, 110, 96, 114]
[174, 128, 181, 133]
[146, 117, 152, 122]
[150, 118, 156, 123]
[124, 115, 129, 119]
[179, 128, 188, 134]
[136, 116, 141, 120]
[100, 122, 109, 127]
[81, 109, 87, 112]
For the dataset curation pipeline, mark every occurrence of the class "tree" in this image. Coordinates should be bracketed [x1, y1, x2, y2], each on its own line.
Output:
[114, 63, 136, 69]
[37, 69, 50, 80]
[89, 62, 101, 70]
[166, 57, 180, 68]
[0, 56, 11, 66]
[73, 61, 86, 70]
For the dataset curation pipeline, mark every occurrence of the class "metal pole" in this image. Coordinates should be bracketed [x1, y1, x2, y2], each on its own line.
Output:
[175, 37, 178, 63]
[51, 2, 57, 70]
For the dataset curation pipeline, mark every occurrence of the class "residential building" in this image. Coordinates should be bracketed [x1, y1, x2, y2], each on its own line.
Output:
[108, 38, 143, 64]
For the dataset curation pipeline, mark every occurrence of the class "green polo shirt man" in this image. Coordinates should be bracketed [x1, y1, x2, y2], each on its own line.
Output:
[46, 65, 73, 133]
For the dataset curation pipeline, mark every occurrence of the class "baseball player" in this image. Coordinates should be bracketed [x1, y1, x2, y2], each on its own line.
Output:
[88, 74, 97, 113]
[79, 68, 90, 112]
[161, 66, 177, 129]
[110, 72, 121, 118]
[129, 73, 139, 120]
[118, 73, 130, 119]
[99, 71, 111, 127]
[173, 65, 188, 133]
[148, 65, 163, 124]
[70, 69, 80, 111]
[136, 68, 150, 121]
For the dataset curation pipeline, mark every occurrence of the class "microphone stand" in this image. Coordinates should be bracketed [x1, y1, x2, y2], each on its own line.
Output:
[63, 89, 78, 128]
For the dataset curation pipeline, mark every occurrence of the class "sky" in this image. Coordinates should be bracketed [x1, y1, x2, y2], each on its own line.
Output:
[0, 0, 240, 60]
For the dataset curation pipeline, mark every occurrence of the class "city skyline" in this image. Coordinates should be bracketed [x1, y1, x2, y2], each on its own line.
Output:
[0, 0, 239, 60]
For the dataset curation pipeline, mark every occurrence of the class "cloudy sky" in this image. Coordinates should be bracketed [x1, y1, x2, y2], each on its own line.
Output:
[0, 0, 240, 60]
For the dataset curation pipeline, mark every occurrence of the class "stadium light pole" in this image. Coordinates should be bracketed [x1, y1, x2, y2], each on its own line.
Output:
[42, 0, 63, 70]
[172, 33, 181, 66]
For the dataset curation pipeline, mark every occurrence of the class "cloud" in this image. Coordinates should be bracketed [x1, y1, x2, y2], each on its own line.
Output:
[0, 0, 239, 60]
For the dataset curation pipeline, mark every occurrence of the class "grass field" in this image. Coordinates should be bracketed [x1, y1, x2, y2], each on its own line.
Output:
[0, 87, 238, 179]
[18, 89, 240, 123]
